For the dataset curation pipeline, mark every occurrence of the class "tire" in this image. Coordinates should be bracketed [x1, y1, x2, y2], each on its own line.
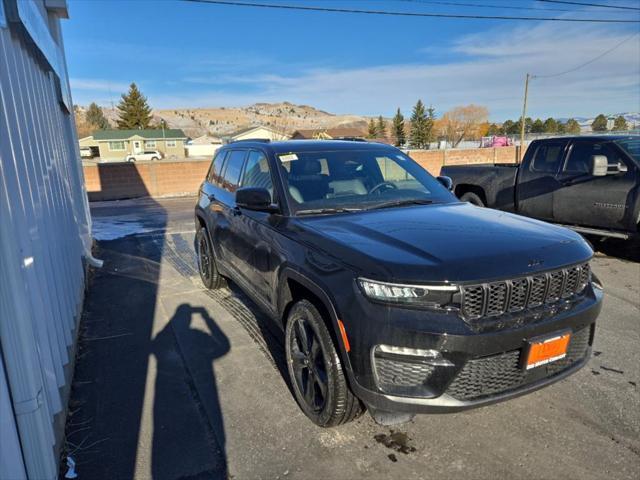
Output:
[285, 299, 362, 427]
[151, 156, 159, 161]
[127, 156, 135, 163]
[460, 191, 485, 207]
[195, 227, 224, 290]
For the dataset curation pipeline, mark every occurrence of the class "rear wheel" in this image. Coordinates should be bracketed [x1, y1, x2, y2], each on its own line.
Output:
[195, 227, 224, 290]
[460, 191, 485, 207]
[285, 300, 362, 427]
[151, 156, 159, 161]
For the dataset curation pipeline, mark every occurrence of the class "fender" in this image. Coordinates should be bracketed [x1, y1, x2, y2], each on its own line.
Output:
[277, 267, 356, 378]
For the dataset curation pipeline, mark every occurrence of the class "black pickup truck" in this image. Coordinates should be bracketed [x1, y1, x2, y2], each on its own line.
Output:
[441, 136, 640, 239]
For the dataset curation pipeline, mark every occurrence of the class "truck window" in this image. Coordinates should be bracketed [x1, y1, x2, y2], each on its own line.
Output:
[531, 143, 564, 173]
[565, 141, 621, 174]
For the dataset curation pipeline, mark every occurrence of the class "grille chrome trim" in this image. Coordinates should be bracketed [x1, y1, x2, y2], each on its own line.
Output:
[461, 263, 590, 320]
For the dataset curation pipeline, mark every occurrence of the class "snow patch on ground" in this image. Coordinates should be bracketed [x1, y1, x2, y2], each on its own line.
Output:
[92, 219, 158, 241]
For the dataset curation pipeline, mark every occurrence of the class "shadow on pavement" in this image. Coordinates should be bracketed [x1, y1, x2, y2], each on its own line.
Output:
[152, 304, 229, 479]
[63, 168, 230, 479]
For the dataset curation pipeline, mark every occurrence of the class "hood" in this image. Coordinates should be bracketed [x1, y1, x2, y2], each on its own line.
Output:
[293, 202, 592, 283]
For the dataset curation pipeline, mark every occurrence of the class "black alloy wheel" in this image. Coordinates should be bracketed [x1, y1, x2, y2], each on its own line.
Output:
[285, 300, 362, 427]
[195, 227, 224, 289]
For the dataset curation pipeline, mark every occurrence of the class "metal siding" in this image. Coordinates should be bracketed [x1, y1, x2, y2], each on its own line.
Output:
[0, 1, 90, 478]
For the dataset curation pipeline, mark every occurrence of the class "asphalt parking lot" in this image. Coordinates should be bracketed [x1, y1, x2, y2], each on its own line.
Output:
[64, 196, 639, 480]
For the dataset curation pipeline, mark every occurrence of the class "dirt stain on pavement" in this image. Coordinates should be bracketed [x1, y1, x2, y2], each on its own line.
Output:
[374, 431, 417, 455]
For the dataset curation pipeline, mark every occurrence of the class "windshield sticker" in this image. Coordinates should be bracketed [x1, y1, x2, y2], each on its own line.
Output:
[279, 153, 299, 162]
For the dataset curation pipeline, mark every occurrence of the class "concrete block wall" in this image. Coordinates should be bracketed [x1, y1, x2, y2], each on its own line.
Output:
[409, 146, 520, 176]
[84, 160, 211, 201]
[82, 146, 523, 201]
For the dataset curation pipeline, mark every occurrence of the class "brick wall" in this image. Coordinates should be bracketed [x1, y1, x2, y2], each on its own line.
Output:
[82, 146, 525, 201]
[84, 160, 210, 201]
[409, 146, 520, 176]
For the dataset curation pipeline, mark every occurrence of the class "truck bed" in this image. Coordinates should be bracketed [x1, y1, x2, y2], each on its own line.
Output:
[440, 163, 519, 211]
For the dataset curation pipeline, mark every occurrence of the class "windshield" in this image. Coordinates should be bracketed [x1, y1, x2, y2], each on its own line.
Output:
[276, 149, 455, 214]
[614, 137, 640, 162]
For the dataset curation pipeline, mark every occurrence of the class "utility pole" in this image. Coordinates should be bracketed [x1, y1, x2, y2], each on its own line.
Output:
[519, 73, 530, 162]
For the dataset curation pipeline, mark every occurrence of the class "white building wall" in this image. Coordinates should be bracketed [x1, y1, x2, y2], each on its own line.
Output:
[0, 1, 92, 478]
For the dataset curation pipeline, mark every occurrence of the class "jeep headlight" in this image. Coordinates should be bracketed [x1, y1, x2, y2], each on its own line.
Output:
[358, 278, 460, 309]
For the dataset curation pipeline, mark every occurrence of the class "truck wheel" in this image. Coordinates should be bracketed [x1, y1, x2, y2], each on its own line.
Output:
[460, 192, 485, 207]
[285, 300, 362, 427]
[195, 227, 224, 290]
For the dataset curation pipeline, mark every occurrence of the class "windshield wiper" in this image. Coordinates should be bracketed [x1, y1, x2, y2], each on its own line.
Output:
[367, 198, 435, 210]
[296, 207, 363, 216]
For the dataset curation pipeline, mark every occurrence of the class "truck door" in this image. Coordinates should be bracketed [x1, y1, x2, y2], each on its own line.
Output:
[516, 140, 567, 221]
[553, 139, 636, 230]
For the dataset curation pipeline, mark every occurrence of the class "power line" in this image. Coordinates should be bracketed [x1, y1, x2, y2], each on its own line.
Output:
[386, 0, 574, 13]
[533, 32, 639, 78]
[537, 0, 640, 11]
[181, 0, 640, 22]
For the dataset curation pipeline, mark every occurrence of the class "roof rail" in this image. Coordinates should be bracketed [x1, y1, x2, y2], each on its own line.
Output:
[230, 138, 271, 144]
[335, 137, 367, 142]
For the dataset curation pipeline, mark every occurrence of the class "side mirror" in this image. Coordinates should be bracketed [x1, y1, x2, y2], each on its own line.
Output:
[437, 175, 454, 191]
[236, 187, 278, 212]
[590, 155, 608, 177]
[608, 161, 628, 175]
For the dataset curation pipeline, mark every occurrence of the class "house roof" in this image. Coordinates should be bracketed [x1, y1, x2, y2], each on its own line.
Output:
[92, 129, 187, 141]
[226, 125, 284, 139]
[291, 127, 366, 139]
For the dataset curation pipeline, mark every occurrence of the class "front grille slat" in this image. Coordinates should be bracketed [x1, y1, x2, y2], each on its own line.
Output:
[461, 262, 590, 322]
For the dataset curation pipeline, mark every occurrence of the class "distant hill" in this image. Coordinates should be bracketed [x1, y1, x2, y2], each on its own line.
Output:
[78, 101, 371, 138]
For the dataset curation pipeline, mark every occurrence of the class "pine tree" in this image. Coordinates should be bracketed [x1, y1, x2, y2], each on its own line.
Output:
[613, 115, 628, 131]
[409, 100, 427, 149]
[116, 83, 153, 129]
[85, 102, 110, 130]
[376, 115, 386, 138]
[367, 118, 378, 138]
[392, 108, 405, 147]
[543, 117, 558, 133]
[591, 114, 608, 132]
[565, 118, 581, 134]
[425, 106, 436, 145]
[531, 118, 544, 133]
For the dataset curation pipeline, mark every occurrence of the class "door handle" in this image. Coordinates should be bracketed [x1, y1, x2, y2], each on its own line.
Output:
[208, 193, 216, 201]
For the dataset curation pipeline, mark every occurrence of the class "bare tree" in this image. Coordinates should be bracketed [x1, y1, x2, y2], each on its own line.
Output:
[439, 105, 489, 148]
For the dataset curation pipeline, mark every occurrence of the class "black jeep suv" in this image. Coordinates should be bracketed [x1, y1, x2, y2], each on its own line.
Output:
[194, 140, 603, 426]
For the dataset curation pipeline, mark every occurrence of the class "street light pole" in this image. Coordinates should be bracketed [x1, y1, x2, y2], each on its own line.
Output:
[519, 73, 530, 163]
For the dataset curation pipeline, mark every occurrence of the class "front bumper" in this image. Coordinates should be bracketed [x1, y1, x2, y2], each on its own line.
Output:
[341, 283, 603, 414]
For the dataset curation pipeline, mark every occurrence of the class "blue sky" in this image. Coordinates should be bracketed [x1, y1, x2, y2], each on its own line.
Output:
[63, 0, 640, 120]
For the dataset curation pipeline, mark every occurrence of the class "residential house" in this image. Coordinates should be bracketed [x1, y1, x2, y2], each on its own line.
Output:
[223, 125, 288, 143]
[79, 129, 187, 160]
[290, 127, 367, 140]
[185, 134, 223, 158]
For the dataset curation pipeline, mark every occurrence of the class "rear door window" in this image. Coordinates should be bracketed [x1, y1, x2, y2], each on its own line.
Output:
[208, 150, 227, 185]
[221, 150, 247, 192]
[531, 142, 565, 173]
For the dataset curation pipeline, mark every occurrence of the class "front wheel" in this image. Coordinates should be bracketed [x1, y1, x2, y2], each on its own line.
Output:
[460, 191, 485, 207]
[151, 156, 159, 161]
[285, 300, 362, 427]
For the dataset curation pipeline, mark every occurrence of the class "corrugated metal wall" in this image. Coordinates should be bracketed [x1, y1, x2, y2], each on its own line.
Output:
[0, 1, 92, 478]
